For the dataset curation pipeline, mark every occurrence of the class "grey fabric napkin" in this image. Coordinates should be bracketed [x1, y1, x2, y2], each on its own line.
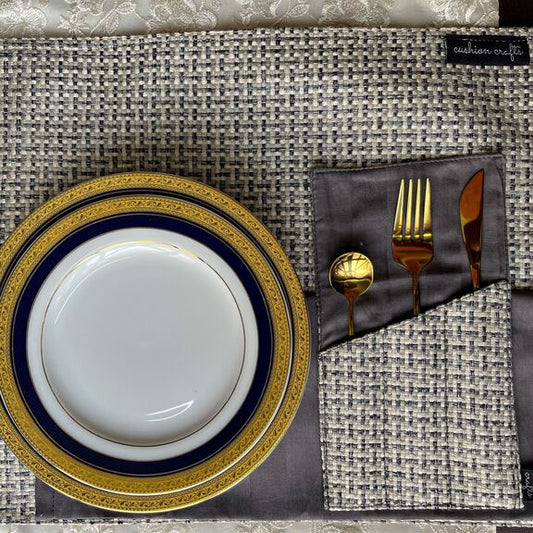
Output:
[312, 154, 508, 351]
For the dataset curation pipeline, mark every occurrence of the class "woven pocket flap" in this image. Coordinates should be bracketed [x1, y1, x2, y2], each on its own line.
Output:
[319, 281, 521, 511]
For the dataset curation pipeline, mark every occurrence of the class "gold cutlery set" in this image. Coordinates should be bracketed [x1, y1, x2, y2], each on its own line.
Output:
[330, 169, 485, 336]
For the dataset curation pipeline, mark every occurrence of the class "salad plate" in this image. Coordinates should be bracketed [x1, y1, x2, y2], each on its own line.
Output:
[0, 173, 310, 511]
[27, 229, 259, 462]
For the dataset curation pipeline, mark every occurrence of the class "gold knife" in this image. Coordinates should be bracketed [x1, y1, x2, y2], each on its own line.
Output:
[459, 169, 484, 290]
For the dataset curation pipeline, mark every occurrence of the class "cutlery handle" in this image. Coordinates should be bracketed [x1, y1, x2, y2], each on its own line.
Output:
[412, 273, 420, 317]
[347, 295, 355, 337]
[470, 262, 481, 291]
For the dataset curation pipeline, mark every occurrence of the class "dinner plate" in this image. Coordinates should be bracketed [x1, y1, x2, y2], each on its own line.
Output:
[0, 173, 310, 511]
[13, 206, 276, 480]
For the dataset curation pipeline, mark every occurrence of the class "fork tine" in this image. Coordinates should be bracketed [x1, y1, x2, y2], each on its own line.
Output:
[423, 178, 432, 240]
[414, 178, 421, 239]
[393, 179, 405, 240]
[405, 179, 413, 239]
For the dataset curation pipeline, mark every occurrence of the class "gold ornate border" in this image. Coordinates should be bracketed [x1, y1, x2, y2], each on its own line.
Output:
[1, 196, 289, 493]
[0, 174, 310, 510]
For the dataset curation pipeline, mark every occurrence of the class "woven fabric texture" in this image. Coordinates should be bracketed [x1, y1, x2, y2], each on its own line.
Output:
[0, 27, 532, 293]
[0, 26, 530, 521]
[0, 442, 34, 523]
[319, 281, 521, 511]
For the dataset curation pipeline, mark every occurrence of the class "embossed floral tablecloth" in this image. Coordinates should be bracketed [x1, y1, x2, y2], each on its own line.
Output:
[0, 522, 502, 533]
[0, 0, 498, 38]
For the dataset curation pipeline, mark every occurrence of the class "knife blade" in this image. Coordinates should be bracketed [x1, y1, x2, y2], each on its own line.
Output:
[459, 169, 484, 290]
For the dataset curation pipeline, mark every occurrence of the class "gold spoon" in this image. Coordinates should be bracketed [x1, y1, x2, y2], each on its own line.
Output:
[329, 252, 374, 337]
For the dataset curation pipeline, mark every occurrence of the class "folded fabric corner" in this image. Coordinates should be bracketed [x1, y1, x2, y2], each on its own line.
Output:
[319, 281, 522, 511]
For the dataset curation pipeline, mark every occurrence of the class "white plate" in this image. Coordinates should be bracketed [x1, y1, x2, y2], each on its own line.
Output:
[27, 228, 259, 462]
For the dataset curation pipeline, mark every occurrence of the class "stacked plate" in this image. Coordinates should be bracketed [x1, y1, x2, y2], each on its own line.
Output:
[0, 173, 310, 512]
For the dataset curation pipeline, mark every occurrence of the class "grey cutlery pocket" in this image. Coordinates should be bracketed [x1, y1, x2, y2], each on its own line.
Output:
[319, 281, 522, 511]
[312, 154, 508, 352]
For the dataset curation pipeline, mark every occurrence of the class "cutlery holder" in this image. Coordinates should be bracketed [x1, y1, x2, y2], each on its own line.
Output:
[319, 281, 521, 511]
[312, 154, 509, 351]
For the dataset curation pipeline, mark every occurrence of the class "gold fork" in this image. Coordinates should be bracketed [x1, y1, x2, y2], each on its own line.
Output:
[392, 178, 433, 316]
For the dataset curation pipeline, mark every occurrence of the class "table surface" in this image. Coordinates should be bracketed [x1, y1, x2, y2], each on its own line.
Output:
[0, 0, 498, 38]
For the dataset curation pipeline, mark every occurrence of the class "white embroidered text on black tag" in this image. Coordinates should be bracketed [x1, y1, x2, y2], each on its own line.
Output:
[445, 35, 530, 66]
[522, 469, 533, 501]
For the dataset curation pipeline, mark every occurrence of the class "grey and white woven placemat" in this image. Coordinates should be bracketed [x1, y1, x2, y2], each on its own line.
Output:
[0, 26, 531, 521]
[0, 444, 34, 522]
[319, 281, 521, 511]
[0, 27, 532, 294]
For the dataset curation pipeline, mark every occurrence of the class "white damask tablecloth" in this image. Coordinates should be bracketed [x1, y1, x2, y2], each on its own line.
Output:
[0, 522, 498, 533]
[0, 0, 498, 37]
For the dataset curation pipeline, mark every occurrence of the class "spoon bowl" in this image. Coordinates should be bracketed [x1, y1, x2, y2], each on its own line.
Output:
[329, 252, 374, 336]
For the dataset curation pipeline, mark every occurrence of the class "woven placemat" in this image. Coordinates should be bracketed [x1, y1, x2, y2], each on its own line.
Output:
[0, 26, 531, 522]
[0, 442, 34, 522]
[0, 27, 532, 293]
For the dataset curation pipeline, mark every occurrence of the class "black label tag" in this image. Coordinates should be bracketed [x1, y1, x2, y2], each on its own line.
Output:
[445, 35, 530, 66]
[522, 469, 533, 501]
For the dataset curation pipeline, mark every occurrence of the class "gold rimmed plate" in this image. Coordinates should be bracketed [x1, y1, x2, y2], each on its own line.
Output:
[0, 173, 310, 511]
